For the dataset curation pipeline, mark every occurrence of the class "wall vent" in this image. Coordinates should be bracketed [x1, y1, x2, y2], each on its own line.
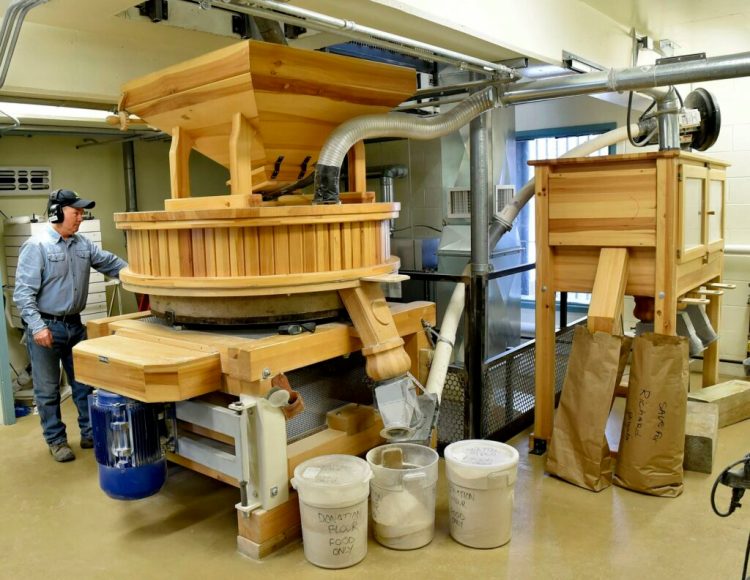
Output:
[0, 167, 52, 196]
[495, 184, 515, 214]
[447, 187, 471, 219]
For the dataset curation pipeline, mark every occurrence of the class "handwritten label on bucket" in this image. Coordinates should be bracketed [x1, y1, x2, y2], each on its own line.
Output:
[300, 500, 368, 568]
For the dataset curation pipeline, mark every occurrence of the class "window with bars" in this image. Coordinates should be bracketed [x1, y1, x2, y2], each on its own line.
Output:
[515, 124, 616, 304]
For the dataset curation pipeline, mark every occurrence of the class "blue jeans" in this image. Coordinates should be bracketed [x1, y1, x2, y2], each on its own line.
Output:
[27, 320, 92, 445]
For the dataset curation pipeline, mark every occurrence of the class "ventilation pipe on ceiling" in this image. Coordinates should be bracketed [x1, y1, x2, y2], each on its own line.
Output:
[314, 49, 750, 205]
[0, 0, 48, 90]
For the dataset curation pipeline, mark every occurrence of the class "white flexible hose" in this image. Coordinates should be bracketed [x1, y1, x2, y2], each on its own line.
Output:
[424, 123, 640, 402]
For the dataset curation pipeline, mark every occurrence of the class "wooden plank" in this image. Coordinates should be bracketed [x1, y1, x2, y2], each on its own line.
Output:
[214, 228, 231, 277]
[587, 248, 629, 334]
[273, 226, 290, 275]
[362, 221, 375, 267]
[229, 112, 254, 195]
[126, 231, 140, 274]
[259, 227, 275, 275]
[73, 334, 222, 402]
[178, 230, 194, 277]
[165, 194, 262, 211]
[315, 224, 329, 271]
[191, 229, 207, 277]
[533, 166, 555, 444]
[286, 421, 384, 477]
[703, 275, 722, 387]
[244, 227, 260, 276]
[236, 491, 301, 544]
[329, 223, 342, 271]
[288, 224, 304, 274]
[347, 140, 367, 193]
[167, 451, 239, 488]
[157, 230, 169, 277]
[654, 157, 678, 335]
[167, 230, 181, 277]
[169, 126, 193, 199]
[85, 310, 153, 339]
[204, 228, 217, 277]
[229, 228, 244, 276]
[147, 230, 159, 276]
[351, 223, 362, 268]
[302, 224, 317, 273]
[341, 222, 353, 270]
[552, 247, 654, 295]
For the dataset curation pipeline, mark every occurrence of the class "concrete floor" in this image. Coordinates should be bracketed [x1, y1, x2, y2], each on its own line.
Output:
[0, 398, 748, 580]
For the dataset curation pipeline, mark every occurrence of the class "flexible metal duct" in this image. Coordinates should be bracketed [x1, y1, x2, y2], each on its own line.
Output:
[314, 86, 498, 203]
[0, 0, 48, 89]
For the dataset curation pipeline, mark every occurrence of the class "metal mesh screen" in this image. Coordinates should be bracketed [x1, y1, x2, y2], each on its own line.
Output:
[437, 321, 582, 445]
[284, 353, 373, 443]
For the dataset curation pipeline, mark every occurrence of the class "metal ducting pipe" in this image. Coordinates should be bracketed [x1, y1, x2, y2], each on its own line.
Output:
[500, 51, 750, 105]
[314, 86, 498, 203]
[0, 0, 48, 90]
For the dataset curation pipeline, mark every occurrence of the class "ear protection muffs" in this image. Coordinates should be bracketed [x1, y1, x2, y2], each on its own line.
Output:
[47, 189, 64, 223]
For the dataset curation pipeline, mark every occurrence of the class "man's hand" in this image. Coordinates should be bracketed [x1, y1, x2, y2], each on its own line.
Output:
[33, 327, 53, 348]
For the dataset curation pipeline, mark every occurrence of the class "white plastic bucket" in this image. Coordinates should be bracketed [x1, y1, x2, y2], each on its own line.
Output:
[291, 454, 373, 568]
[366, 443, 439, 550]
[444, 440, 519, 549]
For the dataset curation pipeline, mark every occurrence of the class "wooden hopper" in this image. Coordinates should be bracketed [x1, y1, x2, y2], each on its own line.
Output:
[120, 39, 415, 203]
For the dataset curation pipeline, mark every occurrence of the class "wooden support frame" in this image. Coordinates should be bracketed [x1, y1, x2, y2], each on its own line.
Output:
[169, 126, 193, 199]
[530, 151, 729, 452]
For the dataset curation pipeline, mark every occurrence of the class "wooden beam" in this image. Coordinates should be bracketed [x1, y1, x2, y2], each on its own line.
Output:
[587, 248, 629, 334]
[347, 140, 366, 194]
[169, 126, 193, 199]
[229, 112, 254, 195]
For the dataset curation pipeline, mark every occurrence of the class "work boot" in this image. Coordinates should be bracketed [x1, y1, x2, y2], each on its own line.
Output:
[80, 437, 94, 449]
[49, 442, 75, 462]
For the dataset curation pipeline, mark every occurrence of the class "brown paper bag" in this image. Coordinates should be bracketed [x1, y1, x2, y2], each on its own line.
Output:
[614, 333, 689, 497]
[546, 326, 630, 492]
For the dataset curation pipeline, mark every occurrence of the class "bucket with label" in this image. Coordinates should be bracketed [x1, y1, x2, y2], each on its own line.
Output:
[444, 439, 519, 549]
[366, 443, 439, 550]
[291, 454, 373, 568]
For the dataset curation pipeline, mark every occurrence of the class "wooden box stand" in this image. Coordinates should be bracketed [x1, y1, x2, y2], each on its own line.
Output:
[530, 151, 730, 448]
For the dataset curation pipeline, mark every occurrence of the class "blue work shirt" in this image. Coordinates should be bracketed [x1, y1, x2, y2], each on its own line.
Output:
[13, 223, 127, 335]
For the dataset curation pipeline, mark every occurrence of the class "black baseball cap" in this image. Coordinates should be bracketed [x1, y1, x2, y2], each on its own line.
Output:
[55, 189, 95, 209]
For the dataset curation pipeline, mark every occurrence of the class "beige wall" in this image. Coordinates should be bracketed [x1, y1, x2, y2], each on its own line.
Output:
[0, 133, 228, 368]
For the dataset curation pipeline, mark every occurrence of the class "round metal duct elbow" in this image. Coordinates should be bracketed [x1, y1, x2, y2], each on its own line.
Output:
[313, 87, 498, 204]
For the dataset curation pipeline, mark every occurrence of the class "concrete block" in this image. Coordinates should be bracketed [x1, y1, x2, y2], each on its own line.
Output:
[688, 380, 750, 428]
[683, 401, 720, 474]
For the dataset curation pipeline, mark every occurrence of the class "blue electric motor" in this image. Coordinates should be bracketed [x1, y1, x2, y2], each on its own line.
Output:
[89, 390, 167, 500]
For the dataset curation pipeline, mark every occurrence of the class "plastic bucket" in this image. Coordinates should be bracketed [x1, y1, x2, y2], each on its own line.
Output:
[366, 443, 439, 550]
[444, 440, 519, 549]
[291, 454, 372, 568]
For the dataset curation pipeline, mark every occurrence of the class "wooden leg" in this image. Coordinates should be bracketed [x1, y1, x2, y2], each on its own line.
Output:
[229, 112, 254, 195]
[339, 282, 411, 382]
[703, 275, 722, 387]
[169, 126, 193, 199]
[347, 140, 367, 194]
[587, 248, 629, 334]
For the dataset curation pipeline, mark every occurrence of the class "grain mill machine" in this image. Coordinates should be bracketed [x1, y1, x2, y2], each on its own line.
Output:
[72, 40, 436, 558]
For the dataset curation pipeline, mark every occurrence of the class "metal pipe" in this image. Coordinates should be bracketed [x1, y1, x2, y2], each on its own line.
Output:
[470, 112, 491, 275]
[212, 0, 515, 78]
[122, 141, 138, 212]
[314, 86, 497, 203]
[500, 51, 750, 105]
[0, 1, 48, 90]
[725, 245, 750, 256]
[656, 87, 681, 150]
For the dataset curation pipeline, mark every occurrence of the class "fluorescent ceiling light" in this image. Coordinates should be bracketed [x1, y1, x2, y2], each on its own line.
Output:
[0, 102, 111, 123]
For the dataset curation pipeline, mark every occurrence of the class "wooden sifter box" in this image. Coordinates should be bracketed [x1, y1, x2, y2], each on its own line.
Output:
[530, 150, 732, 448]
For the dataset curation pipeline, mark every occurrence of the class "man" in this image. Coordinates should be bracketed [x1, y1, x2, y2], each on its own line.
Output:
[13, 189, 127, 462]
